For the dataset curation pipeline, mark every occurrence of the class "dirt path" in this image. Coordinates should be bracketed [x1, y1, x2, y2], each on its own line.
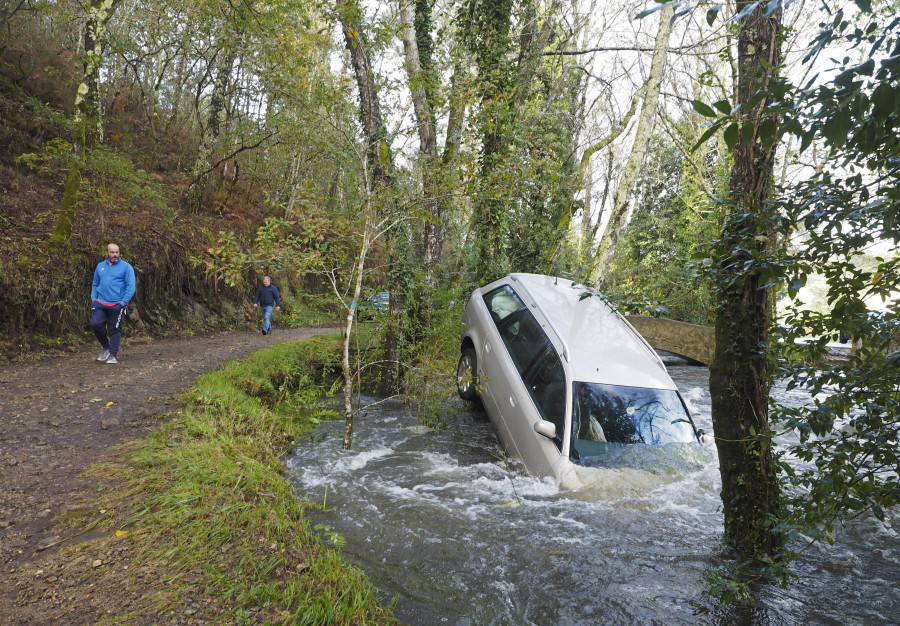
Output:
[0, 326, 337, 623]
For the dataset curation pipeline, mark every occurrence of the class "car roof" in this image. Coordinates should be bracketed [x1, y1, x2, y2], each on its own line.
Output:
[483, 273, 676, 390]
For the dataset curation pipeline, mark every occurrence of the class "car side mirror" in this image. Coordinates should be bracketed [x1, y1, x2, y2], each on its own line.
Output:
[533, 420, 557, 439]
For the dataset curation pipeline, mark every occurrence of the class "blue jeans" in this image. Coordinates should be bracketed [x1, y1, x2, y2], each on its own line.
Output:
[260, 305, 273, 332]
[91, 303, 125, 356]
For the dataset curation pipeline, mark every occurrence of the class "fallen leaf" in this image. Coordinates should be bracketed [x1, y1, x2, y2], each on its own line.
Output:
[92, 560, 102, 568]
[148, 396, 153, 401]
[90, 398, 102, 403]
[115, 530, 128, 537]
[106, 401, 114, 407]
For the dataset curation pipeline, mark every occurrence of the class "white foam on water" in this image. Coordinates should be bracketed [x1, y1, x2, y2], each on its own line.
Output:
[336, 446, 394, 471]
[286, 375, 897, 626]
[680, 385, 708, 414]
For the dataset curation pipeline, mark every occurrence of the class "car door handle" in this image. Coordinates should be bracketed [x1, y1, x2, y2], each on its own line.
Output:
[484, 340, 492, 353]
[509, 395, 517, 407]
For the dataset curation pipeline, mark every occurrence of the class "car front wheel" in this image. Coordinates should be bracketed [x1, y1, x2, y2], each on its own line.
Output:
[456, 347, 479, 401]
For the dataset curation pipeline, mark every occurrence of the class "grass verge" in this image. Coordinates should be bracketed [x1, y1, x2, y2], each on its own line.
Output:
[87, 333, 396, 624]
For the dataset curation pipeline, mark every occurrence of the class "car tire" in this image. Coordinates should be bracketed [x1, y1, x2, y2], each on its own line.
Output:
[456, 347, 479, 401]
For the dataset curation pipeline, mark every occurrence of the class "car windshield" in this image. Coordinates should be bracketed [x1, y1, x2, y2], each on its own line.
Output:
[571, 382, 696, 460]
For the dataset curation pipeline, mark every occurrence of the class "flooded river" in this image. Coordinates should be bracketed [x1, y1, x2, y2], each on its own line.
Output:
[286, 365, 899, 624]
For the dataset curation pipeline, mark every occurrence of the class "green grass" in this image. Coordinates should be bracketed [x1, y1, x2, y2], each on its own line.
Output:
[99, 334, 396, 624]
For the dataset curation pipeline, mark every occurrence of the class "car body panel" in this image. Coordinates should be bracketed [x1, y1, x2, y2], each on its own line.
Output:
[508, 274, 672, 389]
[459, 273, 698, 490]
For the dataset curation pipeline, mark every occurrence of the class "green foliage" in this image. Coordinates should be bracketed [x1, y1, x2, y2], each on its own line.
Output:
[192, 206, 354, 289]
[766, 4, 900, 566]
[506, 93, 581, 275]
[461, 0, 516, 280]
[282, 291, 341, 328]
[15, 137, 75, 183]
[17, 140, 173, 221]
[606, 133, 721, 325]
[82, 147, 174, 217]
[401, 282, 470, 428]
[696, 0, 900, 601]
[104, 336, 394, 622]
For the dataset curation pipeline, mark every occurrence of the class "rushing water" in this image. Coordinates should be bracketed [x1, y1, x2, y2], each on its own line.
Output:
[285, 365, 899, 625]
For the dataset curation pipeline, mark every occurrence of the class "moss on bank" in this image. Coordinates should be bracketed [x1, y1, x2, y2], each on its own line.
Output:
[92, 333, 396, 624]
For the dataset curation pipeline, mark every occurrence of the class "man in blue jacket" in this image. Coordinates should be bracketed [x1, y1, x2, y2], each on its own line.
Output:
[252, 275, 281, 335]
[91, 243, 136, 364]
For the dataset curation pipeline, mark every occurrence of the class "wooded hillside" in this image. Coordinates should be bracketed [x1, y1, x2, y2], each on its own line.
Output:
[0, 0, 730, 355]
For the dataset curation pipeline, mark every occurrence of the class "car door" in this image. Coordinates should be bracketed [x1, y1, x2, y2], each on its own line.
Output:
[476, 285, 527, 457]
[494, 310, 564, 477]
[520, 345, 567, 472]
[479, 285, 563, 477]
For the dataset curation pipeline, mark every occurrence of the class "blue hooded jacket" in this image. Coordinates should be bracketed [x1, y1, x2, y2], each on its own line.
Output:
[92, 257, 136, 307]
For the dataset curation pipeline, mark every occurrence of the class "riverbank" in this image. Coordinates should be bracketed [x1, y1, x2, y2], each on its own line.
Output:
[0, 328, 396, 624]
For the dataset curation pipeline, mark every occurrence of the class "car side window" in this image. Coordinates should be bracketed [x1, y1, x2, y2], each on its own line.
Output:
[485, 285, 551, 377]
[524, 348, 566, 451]
[498, 310, 548, 375]
[483, 285, 525, 324]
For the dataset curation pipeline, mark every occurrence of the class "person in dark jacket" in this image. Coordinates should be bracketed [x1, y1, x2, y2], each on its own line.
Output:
[91, 243, 136, 364]
[252, 275, 281, 335]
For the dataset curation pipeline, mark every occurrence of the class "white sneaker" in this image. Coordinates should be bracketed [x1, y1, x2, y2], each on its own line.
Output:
[106, 356, 118, 364]
[97, 350, 110, 361]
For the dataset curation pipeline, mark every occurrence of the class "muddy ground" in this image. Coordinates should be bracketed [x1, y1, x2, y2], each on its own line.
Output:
[0, 326, 337, 624]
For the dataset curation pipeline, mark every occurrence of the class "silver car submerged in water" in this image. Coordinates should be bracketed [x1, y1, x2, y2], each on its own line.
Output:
[457, 273, 702, 490]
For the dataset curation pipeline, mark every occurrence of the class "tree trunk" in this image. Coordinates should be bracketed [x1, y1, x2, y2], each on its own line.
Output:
[549, 91, 639, 275]
[79, 0, 117, 148]
[342, 197, 374, 450]
[340, 0, 403, 394]
[467, 0, 515, 281]
[50, 0, 119, 253]
[590, 3, 674, 281]
[709, 0, 783, 557]
[439, 47, 470, 239]
[513, 0, 562, 113]
[185, 49, 237, 213]
[399, 0, 439, 284]
[340, 2, 393, 189]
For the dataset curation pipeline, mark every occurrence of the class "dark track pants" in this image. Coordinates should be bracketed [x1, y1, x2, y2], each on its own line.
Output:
[90, 304, 125, 357]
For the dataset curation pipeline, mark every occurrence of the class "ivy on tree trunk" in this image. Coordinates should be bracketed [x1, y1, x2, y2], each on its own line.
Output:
[50, 0, 119, 253]
[708, 0, 784, 558]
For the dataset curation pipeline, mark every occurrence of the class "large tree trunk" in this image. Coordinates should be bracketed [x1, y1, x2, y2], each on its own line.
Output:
[590, 3, 674, 281]
[709, 0, 783, 557]
[399, 0, 441, 352]
[50, 0, 119, 252]
[340, 3, 392, 188]
[513, 0, 562, 113]
[467, 0, 515, 281]
[439, 47, 470, 236]
[400, 0, 441, 278]
[399, 0, 439, 281]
